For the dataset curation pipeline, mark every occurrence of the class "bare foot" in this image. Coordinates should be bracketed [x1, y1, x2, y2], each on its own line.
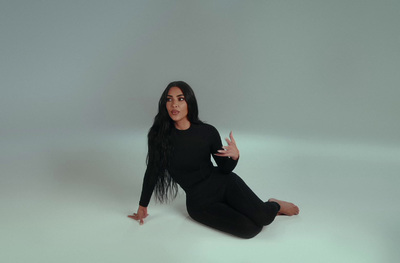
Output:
[268, 198, 300, 216]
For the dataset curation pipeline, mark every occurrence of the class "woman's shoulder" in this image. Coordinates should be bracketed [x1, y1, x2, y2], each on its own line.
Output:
[194, 122, 214, 129]
[194, 122, 219, 134]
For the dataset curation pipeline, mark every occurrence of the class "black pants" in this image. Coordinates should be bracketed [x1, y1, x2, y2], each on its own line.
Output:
[186, 172, 280, 239]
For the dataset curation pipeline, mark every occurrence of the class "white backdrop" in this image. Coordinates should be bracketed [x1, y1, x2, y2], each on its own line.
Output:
[1, 0, 399, 145]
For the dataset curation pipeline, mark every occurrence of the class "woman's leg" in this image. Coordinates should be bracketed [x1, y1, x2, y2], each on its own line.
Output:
[187, 202, 263, 239]
[185, 172, 298, 238]
[223, 173, 281, 226]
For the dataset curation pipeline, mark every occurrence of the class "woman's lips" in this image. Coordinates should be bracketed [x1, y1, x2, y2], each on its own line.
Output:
[171, 110, 180, 115]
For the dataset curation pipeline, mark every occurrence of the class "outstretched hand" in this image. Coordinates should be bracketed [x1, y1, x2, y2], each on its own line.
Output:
[214, 131, 240, 161]
[128, 205, 148, 225]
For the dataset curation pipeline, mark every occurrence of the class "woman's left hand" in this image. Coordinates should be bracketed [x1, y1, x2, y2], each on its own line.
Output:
[215, 131, 240, 160]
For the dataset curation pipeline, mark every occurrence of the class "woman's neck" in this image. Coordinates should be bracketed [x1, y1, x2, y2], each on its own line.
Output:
[174, 120, 191, 130]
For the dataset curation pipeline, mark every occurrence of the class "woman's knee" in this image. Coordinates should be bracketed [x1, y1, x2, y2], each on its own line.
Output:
[235, 223, 262, 239]
[187, 209, 262, 239]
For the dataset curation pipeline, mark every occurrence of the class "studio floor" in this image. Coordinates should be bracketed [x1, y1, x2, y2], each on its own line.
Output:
[1, 130, 399, 263]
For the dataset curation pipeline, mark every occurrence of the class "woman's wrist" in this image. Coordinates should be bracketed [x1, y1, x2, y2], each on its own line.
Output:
[231, 154, 239, 161]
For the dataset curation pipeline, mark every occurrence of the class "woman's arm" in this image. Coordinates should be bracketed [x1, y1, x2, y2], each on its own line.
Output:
[210, 127, 239, 173]
[128, 165, 156, 225]
[138, 166, 157, 207]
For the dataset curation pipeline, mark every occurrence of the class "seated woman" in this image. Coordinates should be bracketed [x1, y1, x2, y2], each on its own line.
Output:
[129, 81, 299, 239]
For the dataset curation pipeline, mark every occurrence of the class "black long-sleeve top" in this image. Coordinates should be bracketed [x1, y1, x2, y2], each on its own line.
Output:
[139, 123, 238, 207]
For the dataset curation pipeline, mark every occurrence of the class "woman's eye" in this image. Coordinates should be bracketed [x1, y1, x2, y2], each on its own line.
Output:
[166, 97, 184, 102]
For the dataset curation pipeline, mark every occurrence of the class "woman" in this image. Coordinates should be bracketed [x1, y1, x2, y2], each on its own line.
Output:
[129, 81, 299, 239]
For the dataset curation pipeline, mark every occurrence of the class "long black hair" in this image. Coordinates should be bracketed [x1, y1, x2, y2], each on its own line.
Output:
[147, 81, 203, 203]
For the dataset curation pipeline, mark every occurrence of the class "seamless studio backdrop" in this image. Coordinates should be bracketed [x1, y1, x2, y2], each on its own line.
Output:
[1, 1, 399, 263]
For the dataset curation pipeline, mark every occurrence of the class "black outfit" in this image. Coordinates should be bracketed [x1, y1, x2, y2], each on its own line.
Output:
[139, 123, 280, 238]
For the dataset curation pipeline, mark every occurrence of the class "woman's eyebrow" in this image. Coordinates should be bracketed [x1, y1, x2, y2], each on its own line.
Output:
[167, 94, 184, 97]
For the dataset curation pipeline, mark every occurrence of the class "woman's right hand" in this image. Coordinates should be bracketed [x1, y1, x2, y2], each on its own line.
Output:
[128, 205, 148, 225]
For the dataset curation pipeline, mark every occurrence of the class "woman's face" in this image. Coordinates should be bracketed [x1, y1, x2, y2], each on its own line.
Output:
[166, 86, 189, 125]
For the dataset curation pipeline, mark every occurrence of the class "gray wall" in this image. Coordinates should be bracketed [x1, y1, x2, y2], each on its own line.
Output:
[1, 0, 399, 145]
